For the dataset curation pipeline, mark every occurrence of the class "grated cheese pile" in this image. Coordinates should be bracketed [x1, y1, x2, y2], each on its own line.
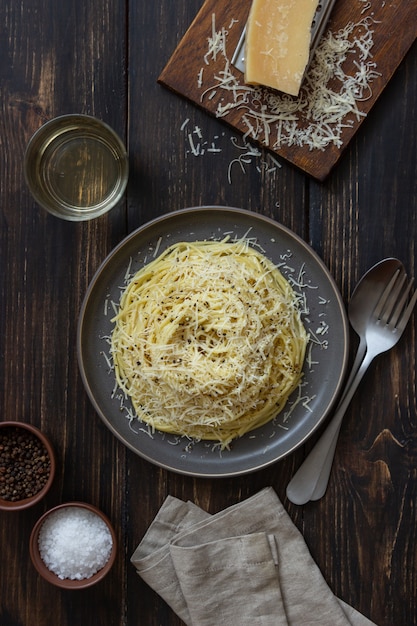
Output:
[38, 507, 113, 580]
[199, 6, 381, 151]
[110, 240, 308, 449]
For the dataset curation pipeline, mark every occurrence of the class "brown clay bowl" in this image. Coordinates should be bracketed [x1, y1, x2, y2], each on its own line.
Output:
[0, 421, 56, 511]
[29, 502, 117, 589]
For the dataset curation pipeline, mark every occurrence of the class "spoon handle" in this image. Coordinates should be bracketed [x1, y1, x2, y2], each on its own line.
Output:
[286, 349, 374, 505]
[338, 336, 367, 406]
[310, 336, 367, 500]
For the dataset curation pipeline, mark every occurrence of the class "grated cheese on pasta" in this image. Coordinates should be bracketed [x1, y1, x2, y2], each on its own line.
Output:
[110, 240, 308, 449]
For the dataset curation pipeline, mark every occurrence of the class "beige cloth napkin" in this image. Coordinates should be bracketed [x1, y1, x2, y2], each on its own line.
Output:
[131, 487, 377, 626]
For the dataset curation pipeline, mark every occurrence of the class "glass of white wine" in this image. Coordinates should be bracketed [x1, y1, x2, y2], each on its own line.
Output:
[24, 114, 129, 221]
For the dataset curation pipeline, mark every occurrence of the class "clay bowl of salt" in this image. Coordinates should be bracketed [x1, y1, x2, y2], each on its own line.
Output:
[29, 501, 117, 588]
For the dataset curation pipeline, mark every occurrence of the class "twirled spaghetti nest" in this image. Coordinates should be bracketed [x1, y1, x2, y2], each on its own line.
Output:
[111, 240, 308, 449]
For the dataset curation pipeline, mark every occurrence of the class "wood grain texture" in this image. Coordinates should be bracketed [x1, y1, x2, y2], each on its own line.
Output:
[159, 0, 417, 180]
[0, 0, 128, 625]
[1, 0, 417, 624]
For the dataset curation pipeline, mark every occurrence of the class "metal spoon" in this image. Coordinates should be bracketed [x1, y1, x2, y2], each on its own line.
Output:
[286, 258, 403, 504]
[311, 257, 403, 498]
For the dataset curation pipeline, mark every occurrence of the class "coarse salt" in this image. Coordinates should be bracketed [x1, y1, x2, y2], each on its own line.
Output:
[38, 507, 113, 580]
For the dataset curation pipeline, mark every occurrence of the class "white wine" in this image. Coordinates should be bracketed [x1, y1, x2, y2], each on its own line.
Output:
[25, 115, 128, 221]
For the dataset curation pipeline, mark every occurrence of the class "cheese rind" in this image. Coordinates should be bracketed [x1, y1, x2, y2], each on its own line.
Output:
[245, 0, 320, 96]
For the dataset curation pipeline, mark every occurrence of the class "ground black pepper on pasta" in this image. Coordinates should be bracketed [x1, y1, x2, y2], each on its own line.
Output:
[111, 240, 309, 449]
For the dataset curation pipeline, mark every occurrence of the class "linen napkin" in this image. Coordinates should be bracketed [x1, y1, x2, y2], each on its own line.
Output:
[131, 487, 377, 626]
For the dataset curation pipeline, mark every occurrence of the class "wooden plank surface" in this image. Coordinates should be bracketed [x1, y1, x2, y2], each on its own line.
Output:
[159, 0, 417, 180]
[0, 1, 128, 625]
[1, 0, 417, 625]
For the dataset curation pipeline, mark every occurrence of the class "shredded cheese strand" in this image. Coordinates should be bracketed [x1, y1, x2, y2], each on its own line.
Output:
[199, 10, 381, 151]
[110, 240, 308, 449]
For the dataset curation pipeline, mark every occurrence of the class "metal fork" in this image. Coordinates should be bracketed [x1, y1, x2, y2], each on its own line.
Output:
[286, 266, 417, 506]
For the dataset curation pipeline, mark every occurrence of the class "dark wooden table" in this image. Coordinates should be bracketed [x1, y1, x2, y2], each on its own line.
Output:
[1, 1, 416, 625]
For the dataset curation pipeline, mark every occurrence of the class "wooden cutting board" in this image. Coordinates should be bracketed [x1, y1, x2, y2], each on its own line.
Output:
[159, 0, 417, 180]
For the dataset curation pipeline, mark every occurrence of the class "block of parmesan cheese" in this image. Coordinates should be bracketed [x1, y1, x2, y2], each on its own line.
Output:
[245, 0, 320, 96]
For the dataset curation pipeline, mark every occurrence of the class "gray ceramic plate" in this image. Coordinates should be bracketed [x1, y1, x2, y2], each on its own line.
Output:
[77, 207, 349, 477]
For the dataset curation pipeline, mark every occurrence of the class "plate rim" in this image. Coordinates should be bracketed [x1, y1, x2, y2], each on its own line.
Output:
[77, 206, 349, 477]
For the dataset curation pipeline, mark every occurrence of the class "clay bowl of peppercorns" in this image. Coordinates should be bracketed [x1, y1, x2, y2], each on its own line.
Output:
[0, 421, 55, 511]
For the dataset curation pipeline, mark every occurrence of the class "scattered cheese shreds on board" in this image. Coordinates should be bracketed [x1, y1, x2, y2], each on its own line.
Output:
[198, 4, 381, 152]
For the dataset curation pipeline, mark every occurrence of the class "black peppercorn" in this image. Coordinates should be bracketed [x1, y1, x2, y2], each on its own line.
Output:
[0, 427, 51, 501]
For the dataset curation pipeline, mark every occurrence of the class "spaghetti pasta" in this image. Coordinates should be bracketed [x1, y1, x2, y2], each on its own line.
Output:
[110, 239, 308, 448]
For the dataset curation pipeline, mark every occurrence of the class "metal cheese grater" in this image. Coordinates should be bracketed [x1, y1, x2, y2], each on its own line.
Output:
[231, 0, 338, 75]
